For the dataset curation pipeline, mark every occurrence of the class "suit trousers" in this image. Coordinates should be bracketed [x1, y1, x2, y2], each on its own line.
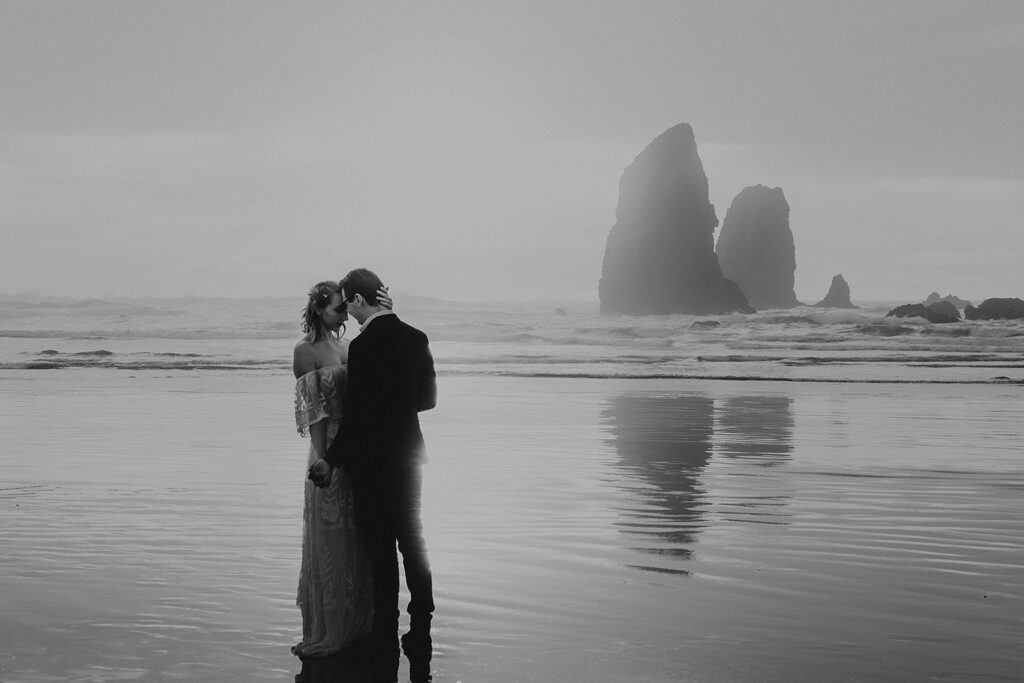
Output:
[352, 460, 435, 680]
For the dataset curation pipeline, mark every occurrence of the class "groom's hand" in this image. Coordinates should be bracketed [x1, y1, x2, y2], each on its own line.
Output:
[308, 459, 334, 488]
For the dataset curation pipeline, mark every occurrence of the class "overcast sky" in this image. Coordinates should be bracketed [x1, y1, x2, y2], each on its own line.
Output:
[2, 1, 1022, 303]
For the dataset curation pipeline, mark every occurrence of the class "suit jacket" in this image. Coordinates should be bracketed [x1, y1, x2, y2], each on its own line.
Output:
[326, 313, 436, 469]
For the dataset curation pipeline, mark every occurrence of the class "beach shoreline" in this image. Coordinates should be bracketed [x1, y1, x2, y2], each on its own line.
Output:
[2, 372, 1022, 681]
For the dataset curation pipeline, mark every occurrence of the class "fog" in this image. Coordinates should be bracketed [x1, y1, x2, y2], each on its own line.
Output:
[3, 1, 1022, 302]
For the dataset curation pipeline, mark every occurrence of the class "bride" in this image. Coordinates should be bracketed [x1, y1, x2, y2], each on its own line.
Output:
[291, 280, 390, 657]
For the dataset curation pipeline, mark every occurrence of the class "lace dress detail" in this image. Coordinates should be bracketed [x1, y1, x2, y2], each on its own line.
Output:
[293, 365, 373, 656]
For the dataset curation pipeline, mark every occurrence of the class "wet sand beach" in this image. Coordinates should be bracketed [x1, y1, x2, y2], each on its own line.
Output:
[1, 371, 1022, 682]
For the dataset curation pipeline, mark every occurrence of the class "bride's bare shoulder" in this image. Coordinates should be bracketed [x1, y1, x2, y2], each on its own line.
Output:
[293, 337, 318, 378]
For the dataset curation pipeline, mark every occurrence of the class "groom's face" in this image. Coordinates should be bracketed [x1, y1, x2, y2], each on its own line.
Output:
[341, 287, 368, 324]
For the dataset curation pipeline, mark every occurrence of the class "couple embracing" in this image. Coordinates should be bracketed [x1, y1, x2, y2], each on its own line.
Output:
[292, 268, 436, 683]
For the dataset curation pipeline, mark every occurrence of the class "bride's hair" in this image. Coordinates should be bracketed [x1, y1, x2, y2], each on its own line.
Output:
[301, 280, 344, 341]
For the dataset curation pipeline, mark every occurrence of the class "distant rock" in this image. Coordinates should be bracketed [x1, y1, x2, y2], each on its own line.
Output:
[716, 185, 801, 309]
[887, 304, 926, 319]
[924, 292, 972, 309]
[964, 297, 1024, 320]
[925, 300, 961, 320]
[599, 123, 754, 315]
[813, 274, 857, 308]
[886, 303, 959, 323]
[690, 319, 721, 329]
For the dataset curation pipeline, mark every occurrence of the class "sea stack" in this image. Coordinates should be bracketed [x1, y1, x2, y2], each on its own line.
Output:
[598, 123, 753, 315]
[964, 297, 1024, 320]
[814, 274, 856, 308]
[886, 303, 959, 323]
[716, 185, 800, 309]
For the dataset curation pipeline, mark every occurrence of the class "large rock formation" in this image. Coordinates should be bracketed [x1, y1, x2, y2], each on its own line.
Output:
[715, 185, 800, 309]
[599, 123, 753, 315]
[964, 297, 1024, 320]
[924, 300, 961, 320]
[887, 303, 959, 323]
[814, 274, 856, 308]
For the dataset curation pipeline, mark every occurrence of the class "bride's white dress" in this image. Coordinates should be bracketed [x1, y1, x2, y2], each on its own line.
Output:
[293, 364, 373, 656]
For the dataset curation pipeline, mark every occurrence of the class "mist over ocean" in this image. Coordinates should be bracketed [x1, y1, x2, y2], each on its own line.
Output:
[3, 295, 1023, 383]
[2, 296, 1023, 682]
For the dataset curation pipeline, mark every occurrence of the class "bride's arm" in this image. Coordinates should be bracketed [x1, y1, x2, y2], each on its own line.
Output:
[294, 340, 334, 484]
[306, 415, 333, 486]
[308, 420, 329, 462]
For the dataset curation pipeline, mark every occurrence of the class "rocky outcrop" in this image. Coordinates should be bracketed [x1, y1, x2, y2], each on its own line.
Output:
[813, 274, 856, 308]
[925, 292, 972, 310]
[715, 185, 800, 309]
[925, 300, 961, 320]
[964, 297, 1024, 320]
[599, 123, 754, 315]
[887, 303, 959, 323]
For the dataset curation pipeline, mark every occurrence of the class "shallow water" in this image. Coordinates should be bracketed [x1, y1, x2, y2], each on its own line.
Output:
[1, 371, 1022, 681]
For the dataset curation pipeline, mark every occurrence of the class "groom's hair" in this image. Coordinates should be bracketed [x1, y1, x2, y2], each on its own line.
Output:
[340, 268, 384, 306]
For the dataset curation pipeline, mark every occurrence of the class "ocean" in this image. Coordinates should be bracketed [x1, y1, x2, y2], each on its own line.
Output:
[1, 296, 1022, 682]
[3, 295, 1023, 383]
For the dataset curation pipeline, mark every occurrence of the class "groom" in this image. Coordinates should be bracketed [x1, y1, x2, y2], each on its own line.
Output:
[309, 268, 437, 683]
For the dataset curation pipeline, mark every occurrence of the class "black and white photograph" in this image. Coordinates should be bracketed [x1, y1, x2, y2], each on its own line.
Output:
[2, 2, 1023, 681]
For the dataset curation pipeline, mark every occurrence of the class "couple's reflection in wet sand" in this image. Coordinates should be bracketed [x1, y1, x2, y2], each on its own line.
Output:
[603, 393, 793, 574]
[295, 650, 372, 683]
[293, 636, 376, 682]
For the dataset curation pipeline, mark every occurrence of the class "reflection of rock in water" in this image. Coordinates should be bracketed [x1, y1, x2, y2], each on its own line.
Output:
[603, 394, 714, 573]
[605, 393, 795, 575]
[714, 396, 794, 464]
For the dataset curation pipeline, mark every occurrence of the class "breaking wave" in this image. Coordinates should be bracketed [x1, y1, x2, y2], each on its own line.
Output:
[3, 298, 1023, 383]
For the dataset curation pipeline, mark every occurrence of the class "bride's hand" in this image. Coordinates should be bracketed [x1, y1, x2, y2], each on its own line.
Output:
[378, 286, 394, 310]
[308, 459, 334, 488]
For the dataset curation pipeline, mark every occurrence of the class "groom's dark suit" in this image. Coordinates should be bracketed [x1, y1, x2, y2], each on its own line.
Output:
[326, 311, 436, 681]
